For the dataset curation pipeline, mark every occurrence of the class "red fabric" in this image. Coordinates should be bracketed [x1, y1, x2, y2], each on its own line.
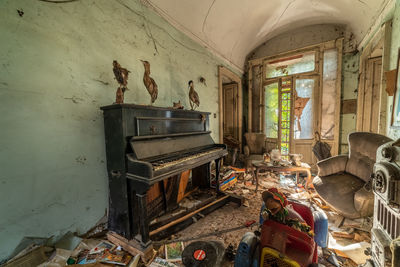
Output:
[260, 201, 318, 266]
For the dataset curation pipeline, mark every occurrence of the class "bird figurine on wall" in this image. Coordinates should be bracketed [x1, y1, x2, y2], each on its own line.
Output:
[112, 60, 130, 104]
[141, 60, 158, 105]
[188, 80, 199, 110]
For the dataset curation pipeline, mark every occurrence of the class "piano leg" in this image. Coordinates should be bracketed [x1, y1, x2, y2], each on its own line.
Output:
[136, 193, 152, 248]
[215, 158, 221, 194]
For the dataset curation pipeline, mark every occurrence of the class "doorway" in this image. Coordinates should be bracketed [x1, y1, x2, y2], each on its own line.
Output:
[265, 76, 317, 161]
[218, 66, 243, 151]
[357, 56, 383, 133]
[223, 82, 239, 141]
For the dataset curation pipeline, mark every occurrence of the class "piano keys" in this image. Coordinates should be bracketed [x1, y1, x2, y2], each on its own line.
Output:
[100, 104, 234, 248]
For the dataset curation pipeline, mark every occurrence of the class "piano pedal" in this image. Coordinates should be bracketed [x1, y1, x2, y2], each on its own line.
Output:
[198, 212, 205, 218]
[192, 216, 198, 222]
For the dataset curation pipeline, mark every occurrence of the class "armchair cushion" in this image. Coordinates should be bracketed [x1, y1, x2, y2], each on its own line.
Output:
[313, 173, 365, 218]
[317, 155, 348, 177]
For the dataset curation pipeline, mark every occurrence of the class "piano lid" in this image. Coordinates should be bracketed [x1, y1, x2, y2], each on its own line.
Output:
[130, 134, 216, 160]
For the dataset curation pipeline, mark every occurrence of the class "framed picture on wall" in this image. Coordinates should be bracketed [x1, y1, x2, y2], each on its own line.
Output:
[391, 48, 400, 128]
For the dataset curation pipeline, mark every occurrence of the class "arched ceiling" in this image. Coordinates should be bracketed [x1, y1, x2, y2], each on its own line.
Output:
[146, 0, 390, 71]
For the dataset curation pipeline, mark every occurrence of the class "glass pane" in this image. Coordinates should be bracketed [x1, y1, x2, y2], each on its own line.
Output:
[265, 83, 278, 138]
[294, 79, 313, 139]
[265, 51, 316, 78]
[321, 49, 338, 139]
[280, 78, 292, 159]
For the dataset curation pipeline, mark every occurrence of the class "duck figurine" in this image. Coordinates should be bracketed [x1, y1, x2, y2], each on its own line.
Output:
[112, 60, 130, 104]
[188, 80, 199, 110]
[140, 60, 158, 105]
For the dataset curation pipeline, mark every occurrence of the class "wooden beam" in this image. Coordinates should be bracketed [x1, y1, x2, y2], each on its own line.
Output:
[248, 63, 253, 132]
[379, 20, 392, 134]
[333, 38, 343, 156]
[149, 195, 229, 236]
[107, 232, 155, 263]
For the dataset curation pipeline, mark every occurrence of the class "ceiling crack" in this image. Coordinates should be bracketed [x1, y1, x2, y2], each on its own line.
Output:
[269, 0, 296, 34]
[116, 0, 207, 55]
[202, 0, 216, 36]
[357, 0, 368, 6]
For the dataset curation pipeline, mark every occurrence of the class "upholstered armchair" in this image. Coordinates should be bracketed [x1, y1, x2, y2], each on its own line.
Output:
[243, 133, 266, 169]
[313, 132, 392, 219]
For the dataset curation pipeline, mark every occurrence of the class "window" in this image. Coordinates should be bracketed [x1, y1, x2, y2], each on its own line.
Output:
[265, 51, 316, 79]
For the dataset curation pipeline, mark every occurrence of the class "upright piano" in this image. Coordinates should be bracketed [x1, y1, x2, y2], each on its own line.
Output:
[100, 104, 229, 247]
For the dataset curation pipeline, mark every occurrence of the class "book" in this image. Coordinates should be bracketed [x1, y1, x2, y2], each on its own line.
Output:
[100, 250, 132, 266]
[89, 241, 116, 254]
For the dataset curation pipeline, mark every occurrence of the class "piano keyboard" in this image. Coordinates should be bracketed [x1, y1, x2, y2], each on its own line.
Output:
[152, 148, 224, 171]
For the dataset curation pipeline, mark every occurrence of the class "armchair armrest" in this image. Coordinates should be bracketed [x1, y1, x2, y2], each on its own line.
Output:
[354, 186, 374, 217]
[317, 155, 348, 177]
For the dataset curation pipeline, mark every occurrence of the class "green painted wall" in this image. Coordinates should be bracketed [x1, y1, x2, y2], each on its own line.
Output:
[0, 0, 234, 261]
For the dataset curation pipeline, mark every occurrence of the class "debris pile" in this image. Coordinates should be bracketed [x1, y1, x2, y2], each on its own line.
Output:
[1, 167, 373, 267]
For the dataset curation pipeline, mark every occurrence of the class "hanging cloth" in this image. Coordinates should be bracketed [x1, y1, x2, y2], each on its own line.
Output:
[312, 132, 332, 161]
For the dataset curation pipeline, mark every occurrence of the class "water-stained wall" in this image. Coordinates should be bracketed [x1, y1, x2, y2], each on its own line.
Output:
[0, 0, 234, 261]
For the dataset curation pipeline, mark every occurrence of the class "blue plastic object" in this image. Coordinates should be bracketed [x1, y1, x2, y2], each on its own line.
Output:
[234, 232, 257, 267]
[251, 244, 260, 267]
[259, 203, 266, 225]
[313, 207, 329, 248]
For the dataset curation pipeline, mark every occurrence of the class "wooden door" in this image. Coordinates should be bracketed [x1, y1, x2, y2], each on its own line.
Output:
[223, 83, 239, 141]
[291, 76, 319, 166]
[357, 57, 382, 133]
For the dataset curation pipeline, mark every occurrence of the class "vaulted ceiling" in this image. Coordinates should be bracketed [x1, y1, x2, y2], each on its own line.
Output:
[147, 0, 390, 71]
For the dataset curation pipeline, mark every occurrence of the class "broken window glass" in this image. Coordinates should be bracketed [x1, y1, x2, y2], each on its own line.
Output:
[265, 51, 316, 79]
[294, 79, 313, 139]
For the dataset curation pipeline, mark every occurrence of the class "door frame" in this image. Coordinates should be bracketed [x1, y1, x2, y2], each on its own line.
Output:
[218, 66, 243, 150]
[249, 39, 343, 156]
[356, 20, 392, 134]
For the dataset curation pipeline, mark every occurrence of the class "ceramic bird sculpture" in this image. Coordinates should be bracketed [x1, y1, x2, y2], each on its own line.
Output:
[112, 60, 130, 104]
[141, 60, 158, 105]
[188, 80, 199, 110]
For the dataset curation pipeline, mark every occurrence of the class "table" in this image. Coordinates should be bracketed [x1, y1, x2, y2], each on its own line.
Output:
[252, 161, 312, 191]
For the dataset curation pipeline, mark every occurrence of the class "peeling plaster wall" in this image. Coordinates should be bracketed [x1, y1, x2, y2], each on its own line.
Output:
[340, 53, 359, 153]
[0, 0, 234, 261]
[387, 0, 400, 138]
[247, 24, 357, 152]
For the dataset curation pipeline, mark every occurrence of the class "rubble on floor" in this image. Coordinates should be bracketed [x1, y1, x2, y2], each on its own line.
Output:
[1, 166, 373, 267]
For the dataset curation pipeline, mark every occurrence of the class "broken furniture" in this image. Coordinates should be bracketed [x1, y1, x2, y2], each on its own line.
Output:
[313, 132, 392, 219]
[252, 161, 312, 191]
[244, 133, 267, 171]
[100, 104, 238, 251]
[223, 135, 241, 166]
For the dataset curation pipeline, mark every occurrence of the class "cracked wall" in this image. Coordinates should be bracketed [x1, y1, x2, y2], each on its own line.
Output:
[0, 0, 235, 261]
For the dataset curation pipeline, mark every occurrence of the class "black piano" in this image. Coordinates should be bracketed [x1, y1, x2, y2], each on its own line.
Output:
[100, 104, 231, 247]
